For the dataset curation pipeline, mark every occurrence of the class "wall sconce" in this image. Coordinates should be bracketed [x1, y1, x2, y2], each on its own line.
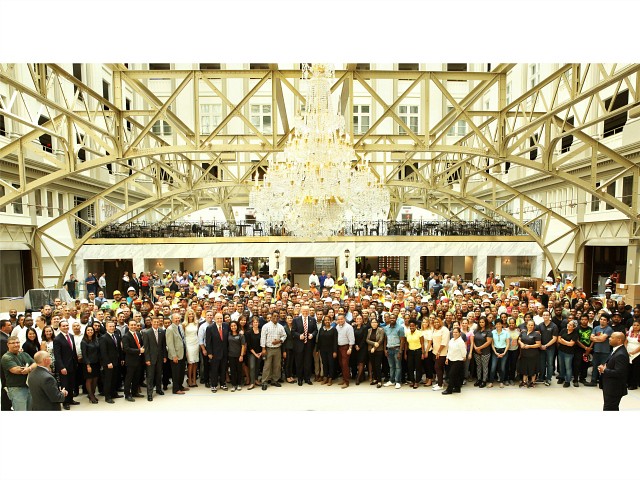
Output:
[274, 249, 280, 269]
[344, 249, 350, 268]
[504, 258, 511, 265]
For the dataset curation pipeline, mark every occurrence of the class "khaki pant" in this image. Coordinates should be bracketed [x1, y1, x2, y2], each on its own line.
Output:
[314, 350, 323, 377]
[262, 347, 282, 383]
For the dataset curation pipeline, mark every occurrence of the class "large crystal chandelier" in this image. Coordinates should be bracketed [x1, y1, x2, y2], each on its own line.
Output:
[249, 64, 390, 236]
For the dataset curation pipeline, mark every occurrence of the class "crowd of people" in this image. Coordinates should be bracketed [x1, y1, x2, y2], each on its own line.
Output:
[1, 268, 638, 411]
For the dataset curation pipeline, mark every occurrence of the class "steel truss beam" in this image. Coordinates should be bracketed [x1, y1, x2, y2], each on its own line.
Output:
[1, 64, 638, 286]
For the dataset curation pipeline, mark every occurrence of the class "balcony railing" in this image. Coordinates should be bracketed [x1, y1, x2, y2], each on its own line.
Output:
[92, 219, 540, 239]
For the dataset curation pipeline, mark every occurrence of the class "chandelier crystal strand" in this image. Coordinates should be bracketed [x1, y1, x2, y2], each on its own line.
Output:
[250, 63, 390, 237]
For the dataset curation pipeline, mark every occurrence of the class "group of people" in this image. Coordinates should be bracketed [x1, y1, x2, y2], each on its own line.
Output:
[2, 268, 638, 411]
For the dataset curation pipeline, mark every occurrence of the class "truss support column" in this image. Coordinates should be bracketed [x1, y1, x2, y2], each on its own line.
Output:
[494, 256, 502, 277]
[573, 226, 585, 288]
[473, 255, 488, 283]
[627, 239, 640, 284]
[233, 257, 241, 277]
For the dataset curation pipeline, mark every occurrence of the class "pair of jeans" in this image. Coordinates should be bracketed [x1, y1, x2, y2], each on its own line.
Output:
[538, 346, 556, 382]
[557, 350, 573, 383]
[319, 351, 335, 380]
[248, 353, 260, 384]
[591, 352, 609, 384]
[490, 350, 507, 382]
[387, 347, 401, 384]
[505, 349, 519, 382]
[6, 387, 32, 411]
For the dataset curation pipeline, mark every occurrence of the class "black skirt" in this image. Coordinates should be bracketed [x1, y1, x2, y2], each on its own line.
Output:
[85, 362, 101, 379]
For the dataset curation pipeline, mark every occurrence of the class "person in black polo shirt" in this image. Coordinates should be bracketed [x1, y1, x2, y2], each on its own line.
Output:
[536, 311, 558, 386]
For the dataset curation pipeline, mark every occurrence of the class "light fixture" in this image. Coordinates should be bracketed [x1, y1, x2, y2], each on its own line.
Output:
[249, 64, 390, 237]
[344, 248, 350, 268]
[274, 249, 280, 269]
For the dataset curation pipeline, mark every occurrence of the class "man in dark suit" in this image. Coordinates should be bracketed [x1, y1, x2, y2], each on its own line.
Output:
[292, 305, 318, 385]
[598, 331, 630, 411]
[99, 320, 123, 404]
[142, 317, 167, 401]
[205, 312, 229, 392]
[53, 320, 79, 410]
[27, 351, 67, 411]
[1, 319, 13, 411]
[122, 319, 145, 401]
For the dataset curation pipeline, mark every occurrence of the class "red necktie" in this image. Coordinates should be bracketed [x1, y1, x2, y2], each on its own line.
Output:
[219, 325, 223, 340]
[133, 332, 141, 349]
[66, 334, 73, 349]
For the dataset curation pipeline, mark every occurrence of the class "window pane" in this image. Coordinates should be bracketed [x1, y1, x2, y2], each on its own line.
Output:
[362, 118, 369, 132]
[263, 105, 271, 114]
[251, 115, 260, 126]
[362, 105, 369, 113]
[399, 106, 407, 113]
[251, 105, 260, 114]
[353, 106, 358, 113]
[200, 104, 210, 114]
[163, 122, 171, 135]
[353, 116, 359, 127]
[410, 106, 418, 114]
[263, 115, 271, 132]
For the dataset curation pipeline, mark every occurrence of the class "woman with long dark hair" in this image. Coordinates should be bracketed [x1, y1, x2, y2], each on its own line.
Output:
[282, 314, 295, 383]
[316, 316, 338, 386]
[472, 317, 493, 388]
[81, 325, 101, 403]
[246, 317, 263, 390]
[366, 318, 385, 388]
[22, 327, 40, 358]
[352, 314, 368, 385]
[227, 320, 246, 392]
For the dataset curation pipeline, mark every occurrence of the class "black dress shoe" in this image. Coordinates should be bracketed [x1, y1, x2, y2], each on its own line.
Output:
[452, 389, 461, 393]
[113, 394, 123, 399]
[125, 396, 135, 402]
[63, 404, 70, 410]
[147, 395, 153, 402]
[272, 381, 282, 387]
[298, 379, 303, 386]
[262, 384, 268, 390]
[156, 390, 165, 395]
[442, 390, 453, 395]
[140, 383, 147, 387]
[69, 400, 80, 405]
[132, 393, 144, 398]
[105, 398, 114, 404]
[305, 380, 313, 385]
[205, 383, 210, 388]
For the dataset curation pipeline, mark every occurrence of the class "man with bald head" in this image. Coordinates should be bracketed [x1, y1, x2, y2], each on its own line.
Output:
[597, 331, 630, 411]
[28, 351, 67, 411]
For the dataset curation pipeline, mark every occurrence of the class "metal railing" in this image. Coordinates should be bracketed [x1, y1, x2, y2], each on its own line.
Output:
[93, 219, 540, 239]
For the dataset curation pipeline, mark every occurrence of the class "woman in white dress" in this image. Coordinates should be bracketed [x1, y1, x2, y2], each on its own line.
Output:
[182, 308, 200, 387]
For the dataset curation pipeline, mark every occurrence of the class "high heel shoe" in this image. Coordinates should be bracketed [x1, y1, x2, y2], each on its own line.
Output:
[519, 381, 525, 388]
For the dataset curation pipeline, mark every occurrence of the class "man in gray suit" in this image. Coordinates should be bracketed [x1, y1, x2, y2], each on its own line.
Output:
[143, 317, 167, 401]
[27, 351, 67, 411]
[165, 312, 187, 395]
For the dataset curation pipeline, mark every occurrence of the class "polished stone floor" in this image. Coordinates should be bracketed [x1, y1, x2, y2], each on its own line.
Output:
[69, 379, 640, 411]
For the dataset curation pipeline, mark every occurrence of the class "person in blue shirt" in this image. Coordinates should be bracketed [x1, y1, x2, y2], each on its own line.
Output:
[586, 313, 614, 386]
[265, 275, 275, 288]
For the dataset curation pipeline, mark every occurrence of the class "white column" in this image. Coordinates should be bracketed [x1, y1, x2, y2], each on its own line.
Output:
[203, 257, 214, 274]
[233, 257, 241, 277]
[494, 256, 502, 277]
[531, 254, 544, 279]
[408, 254, 421, 282]
[132, 258, 145, 277]
[473, 255, 488, 282]
[342, 247, 356, 286]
